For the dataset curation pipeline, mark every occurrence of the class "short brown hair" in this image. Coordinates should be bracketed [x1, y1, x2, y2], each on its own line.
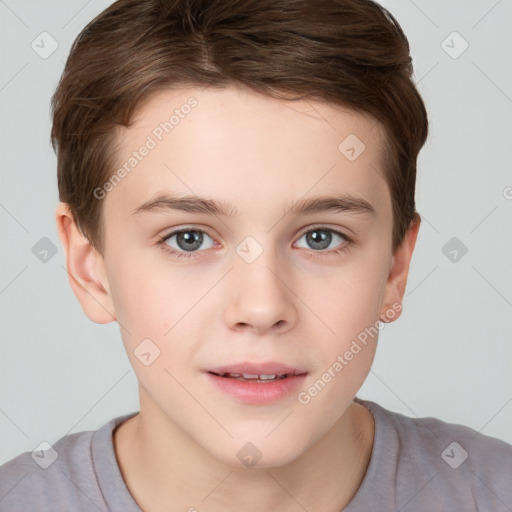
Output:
[51, 0, 428, 254]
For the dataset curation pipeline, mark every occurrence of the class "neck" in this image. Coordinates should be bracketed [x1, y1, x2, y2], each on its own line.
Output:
[114, 393, 374, 512]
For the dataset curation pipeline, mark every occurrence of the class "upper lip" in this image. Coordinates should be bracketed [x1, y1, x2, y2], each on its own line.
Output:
[206, 361, 308, 376]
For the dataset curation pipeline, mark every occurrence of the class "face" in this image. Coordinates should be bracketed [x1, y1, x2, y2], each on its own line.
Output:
[70, 85, 412, 467]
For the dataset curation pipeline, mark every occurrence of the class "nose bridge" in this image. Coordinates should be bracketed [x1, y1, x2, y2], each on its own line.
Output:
[223, 233, 296, 332]
[234, 234, 286, 300]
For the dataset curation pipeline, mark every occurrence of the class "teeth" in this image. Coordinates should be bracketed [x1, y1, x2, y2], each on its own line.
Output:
[215, 372, 289, 381]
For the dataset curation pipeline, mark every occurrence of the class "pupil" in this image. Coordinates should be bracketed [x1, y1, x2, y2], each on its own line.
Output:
[177, 231, 202, 251]
[308, 229, 331, 250]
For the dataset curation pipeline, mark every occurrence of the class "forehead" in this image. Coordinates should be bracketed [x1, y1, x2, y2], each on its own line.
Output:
[105, 85, 390, 223]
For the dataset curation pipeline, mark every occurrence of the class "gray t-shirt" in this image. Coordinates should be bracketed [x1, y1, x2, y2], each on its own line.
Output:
[1, 397, 511, 511]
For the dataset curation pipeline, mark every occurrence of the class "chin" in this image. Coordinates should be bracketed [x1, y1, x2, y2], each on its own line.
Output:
[206, 435, 310, 470]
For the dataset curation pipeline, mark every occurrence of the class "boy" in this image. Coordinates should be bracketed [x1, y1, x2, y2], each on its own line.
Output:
[1, 0, 511, 510]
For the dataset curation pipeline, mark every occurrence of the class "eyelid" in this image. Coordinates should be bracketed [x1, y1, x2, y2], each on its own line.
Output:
[160, 225, 217, 242]
[295, 224, 352, 243]
[158, 226, 353, 267]
[160, 224, 351, 244]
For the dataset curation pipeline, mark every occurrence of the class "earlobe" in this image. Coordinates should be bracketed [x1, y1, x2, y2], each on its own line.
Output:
[55, 202, 116, 324]
[379, 214, 421, 322]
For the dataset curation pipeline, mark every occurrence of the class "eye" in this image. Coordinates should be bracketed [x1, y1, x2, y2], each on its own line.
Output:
[159, 228, 215, 259]
[294, 227, 351, 256]
[158, 225, 353, 260]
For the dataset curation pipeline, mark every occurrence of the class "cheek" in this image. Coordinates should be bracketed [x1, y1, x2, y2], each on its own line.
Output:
[312, 255, 388, 338]
[300, 246, 389, 393]
[297, 275, 383, 417]
[108, 250, 199, 333]
[106, 259, 196, 392]
[107, 252, 218, 371]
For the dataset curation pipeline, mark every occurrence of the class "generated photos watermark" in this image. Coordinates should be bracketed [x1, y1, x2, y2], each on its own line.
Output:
[297, 301, 402, 405]
[93, 96, 198, 200]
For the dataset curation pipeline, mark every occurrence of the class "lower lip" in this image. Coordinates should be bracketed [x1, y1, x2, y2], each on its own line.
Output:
[205, 372, 308, 405]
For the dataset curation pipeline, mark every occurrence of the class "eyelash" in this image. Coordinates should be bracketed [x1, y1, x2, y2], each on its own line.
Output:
[157, 226, 354, 261]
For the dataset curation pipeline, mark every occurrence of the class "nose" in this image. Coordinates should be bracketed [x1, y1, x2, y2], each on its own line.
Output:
[223, 249, 298, 335]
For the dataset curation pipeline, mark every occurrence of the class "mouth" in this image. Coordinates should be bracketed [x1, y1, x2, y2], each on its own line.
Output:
[205, 361, 307, 381]
[207, 371, 301, 383]
[204, 362, 308, 404]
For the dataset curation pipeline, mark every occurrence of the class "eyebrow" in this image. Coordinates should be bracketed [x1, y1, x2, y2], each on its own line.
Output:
[131, 192, 376, 218]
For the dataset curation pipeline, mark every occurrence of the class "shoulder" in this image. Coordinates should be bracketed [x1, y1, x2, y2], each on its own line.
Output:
[0, 415, 126, 512]
[362, 398, 512, 510]
[384, 401, 512, 472]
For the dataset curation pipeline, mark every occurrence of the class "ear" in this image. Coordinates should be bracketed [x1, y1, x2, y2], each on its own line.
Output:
[379, 213, 421, 322]
[55, 202, 116, 324]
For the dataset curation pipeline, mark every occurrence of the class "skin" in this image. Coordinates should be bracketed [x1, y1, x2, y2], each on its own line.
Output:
[56, 84, 420, 512]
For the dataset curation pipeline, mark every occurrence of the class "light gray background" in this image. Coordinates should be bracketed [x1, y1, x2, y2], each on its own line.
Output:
[1, 0, 511, 465]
